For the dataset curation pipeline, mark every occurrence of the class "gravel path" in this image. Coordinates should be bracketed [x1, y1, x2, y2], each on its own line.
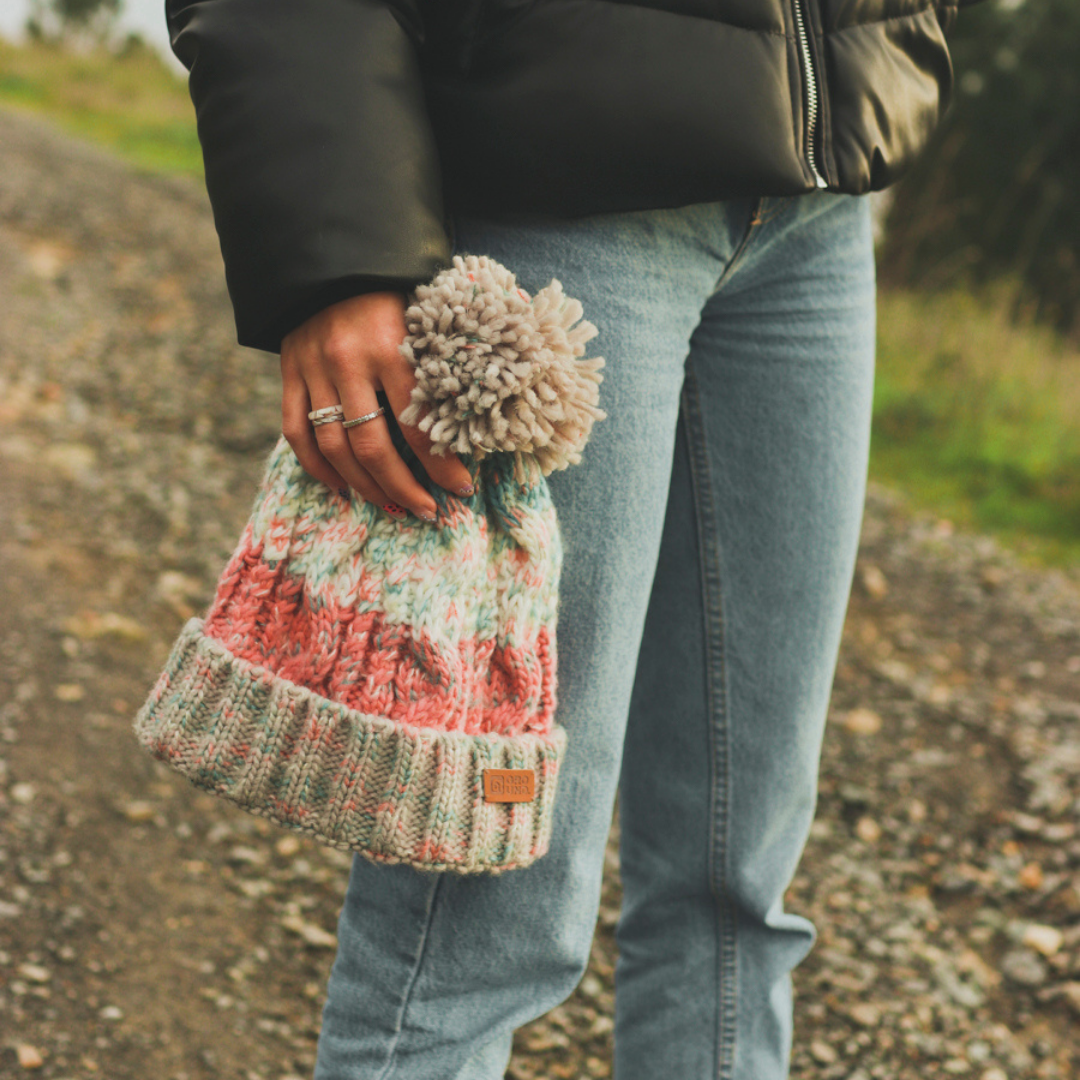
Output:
[1, 106, 1078, 1080]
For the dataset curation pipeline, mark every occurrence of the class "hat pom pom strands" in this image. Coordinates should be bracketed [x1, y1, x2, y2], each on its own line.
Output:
[133, 256, 604, 874]
[398, 254, 606, 482]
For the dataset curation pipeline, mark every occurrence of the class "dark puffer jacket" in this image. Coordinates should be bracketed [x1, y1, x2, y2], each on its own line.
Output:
[166, 0, 982, 352]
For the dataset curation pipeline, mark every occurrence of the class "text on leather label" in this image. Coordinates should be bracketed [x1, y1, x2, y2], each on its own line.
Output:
[483, 769, 536, 803]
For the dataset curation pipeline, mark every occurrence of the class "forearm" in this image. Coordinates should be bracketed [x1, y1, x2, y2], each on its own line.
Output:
[167, 0, 451, 353]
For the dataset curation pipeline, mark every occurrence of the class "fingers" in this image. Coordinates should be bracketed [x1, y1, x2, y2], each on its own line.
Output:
[281, 353, 402, 517]
[304, 380, 412, 515]
[279, 290, 476, 523]
[380, 363, 476, 498]
[282, 329, 439, 522]
[336, 380, 440, 522]
[280, 362, 352, 496]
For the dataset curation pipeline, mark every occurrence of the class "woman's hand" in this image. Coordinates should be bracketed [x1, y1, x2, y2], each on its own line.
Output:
[280, 291, 475, 521]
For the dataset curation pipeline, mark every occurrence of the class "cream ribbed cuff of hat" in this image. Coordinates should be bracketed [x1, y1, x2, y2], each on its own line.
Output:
[134, 618, 567, 874]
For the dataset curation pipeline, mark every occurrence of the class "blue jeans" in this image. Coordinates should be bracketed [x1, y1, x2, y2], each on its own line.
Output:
[313, 191, 877, 1080]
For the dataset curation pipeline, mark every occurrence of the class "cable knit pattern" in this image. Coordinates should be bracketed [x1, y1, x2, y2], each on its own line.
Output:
[133, 255, 603, 873]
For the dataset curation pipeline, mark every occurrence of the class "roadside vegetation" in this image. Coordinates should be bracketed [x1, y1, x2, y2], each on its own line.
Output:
[0, 35, 200, 174]
[1, 34, 1077, 566]
[875, 286, 1080, 566]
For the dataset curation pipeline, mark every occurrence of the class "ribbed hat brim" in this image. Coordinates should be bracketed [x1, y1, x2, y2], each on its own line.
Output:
[133, 618, 566, 873]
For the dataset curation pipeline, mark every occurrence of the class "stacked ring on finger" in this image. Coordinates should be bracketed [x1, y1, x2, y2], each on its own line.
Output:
[308, 404, 345, 427]
[342, 407, 386, 429]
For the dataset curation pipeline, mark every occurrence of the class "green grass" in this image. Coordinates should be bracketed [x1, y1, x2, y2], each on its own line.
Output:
[0, 35, 201, 174]
[1, 39, 1077, 566]
[874, 285, 1080, 567]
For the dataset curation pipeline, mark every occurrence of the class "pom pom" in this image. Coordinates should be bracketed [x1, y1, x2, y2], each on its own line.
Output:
[397, 254, 606, 475]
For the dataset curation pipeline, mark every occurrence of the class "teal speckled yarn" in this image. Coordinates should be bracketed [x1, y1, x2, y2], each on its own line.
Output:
[134, 256, 605, 874]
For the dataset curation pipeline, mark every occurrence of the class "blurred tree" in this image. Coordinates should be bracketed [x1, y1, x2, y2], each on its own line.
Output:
[26, 0, 122, 44]
[880, 0, 1080, 335]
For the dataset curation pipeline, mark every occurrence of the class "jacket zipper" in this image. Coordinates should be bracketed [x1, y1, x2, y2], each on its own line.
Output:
[792, 0, 828, 189]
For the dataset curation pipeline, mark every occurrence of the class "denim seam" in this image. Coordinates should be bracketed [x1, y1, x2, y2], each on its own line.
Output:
[708, 197, 765, 298]
[374, 873, 446, 1080]
[754, 195, 797, 227]
[681, 370, 737, 1080]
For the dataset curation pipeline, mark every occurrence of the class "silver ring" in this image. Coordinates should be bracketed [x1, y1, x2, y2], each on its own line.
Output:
[310, 413, 345, 427]
[342, 407, 386, 429]
[308, 404, 345, 421]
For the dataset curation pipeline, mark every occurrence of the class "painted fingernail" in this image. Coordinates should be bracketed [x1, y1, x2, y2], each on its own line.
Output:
[382, 502, 408, 520]
[417, 509, 438, 524]
[457, 483, 475, 497]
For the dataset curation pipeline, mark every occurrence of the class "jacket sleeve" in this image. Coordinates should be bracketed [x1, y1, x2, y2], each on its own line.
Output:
[166, 0, 451, 353]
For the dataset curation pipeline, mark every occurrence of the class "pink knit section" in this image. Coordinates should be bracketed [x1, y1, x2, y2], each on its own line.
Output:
[202, 534, 556, 738]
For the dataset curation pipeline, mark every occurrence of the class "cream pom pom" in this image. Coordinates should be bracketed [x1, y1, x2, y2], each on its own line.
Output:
[397, 254, 606, 476]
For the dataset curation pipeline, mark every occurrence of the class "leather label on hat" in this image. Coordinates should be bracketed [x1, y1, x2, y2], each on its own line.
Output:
[483, 769, 536, 803]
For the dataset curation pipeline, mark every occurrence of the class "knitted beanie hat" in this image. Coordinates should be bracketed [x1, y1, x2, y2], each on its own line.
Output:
[133, 255, 605, 874]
